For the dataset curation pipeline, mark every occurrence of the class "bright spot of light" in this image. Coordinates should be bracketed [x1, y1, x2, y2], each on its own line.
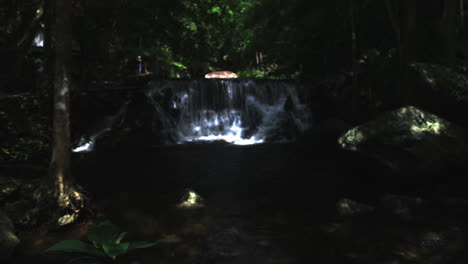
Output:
[178, 190, 204, 209]
[33, 33, 44, 47]
[72, 141, 93, 153]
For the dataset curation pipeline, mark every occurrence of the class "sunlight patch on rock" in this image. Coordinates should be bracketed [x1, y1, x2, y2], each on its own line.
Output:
[177, 189, 204, 209]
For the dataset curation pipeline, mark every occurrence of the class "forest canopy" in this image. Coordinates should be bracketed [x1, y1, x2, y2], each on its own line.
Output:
[0, 0, 465, 90]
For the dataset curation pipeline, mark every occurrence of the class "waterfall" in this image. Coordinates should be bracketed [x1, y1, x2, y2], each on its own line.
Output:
[72, 100, 130, 152]
[146, 79, 312, 145]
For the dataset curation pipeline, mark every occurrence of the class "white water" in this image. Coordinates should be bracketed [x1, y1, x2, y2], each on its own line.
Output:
[146, 79, 311, 145]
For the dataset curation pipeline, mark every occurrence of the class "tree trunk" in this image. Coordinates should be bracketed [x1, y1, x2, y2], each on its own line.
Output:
[46, 0, 84, 226]
[385, 0, 401, 64]
[460, 0, 464, 30]
[350, 0, 359, 114]
[442, 0, 458, 65]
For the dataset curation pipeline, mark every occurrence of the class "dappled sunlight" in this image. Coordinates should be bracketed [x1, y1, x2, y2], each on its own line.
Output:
[410, 121, 443, 135]
[339, 106, 454, 151]
[177, 189, 204, 209]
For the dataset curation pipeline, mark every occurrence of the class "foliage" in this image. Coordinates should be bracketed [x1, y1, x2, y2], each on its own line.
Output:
[45, 220, 158, 264]
[0, 139, 49, 161]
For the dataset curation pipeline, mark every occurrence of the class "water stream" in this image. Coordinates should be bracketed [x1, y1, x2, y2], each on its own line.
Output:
[72, 79, 312, 152]
[146, 79, 311, 145]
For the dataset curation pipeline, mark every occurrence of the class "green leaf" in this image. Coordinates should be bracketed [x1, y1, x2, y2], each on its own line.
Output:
[115, 232, 128, 244]
[129, 241, 158, 250]
[46, 240, 105, 257]
[210, 6, 222, 15]
[87, 221, 120, 247]
[102, 242, 130, 259]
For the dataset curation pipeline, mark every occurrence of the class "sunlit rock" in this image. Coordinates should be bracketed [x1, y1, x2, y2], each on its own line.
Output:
[339, 106, 455, 150]
[0, 210, 20, 262]
[58, 213, 79, 226]
[205, 71, 238, 79]
[338, 106, 467, 174]
[177, 189, 204, 209]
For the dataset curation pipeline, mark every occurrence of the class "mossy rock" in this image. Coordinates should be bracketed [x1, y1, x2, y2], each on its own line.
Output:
[338, 106, 468, 175]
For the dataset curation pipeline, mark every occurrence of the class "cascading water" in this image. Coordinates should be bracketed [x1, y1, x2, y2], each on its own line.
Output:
[146, 79, 312, 145]
[72, 100, 129, 152]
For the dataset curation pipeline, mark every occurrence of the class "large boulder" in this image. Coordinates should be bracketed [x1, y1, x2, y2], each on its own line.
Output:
[410, 63, 468, 124]
[338, 106, 468, 176]
[0, 210, 20, 261]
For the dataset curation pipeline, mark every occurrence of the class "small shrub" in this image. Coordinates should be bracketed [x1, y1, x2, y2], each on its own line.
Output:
[46, 220, 158, 264]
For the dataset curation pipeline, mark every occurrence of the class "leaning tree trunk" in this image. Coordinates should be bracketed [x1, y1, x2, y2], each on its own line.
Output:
[349, 0, 359, 115]
[45, 0, 84, 226]
[441, 0, 458, 65]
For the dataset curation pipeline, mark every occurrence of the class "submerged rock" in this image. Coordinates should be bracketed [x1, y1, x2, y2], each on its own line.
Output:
[336, 198, 375, 216]
[338, 106, 468, 175]
[205, 227, 247, 258]
[380, 194, 424, 222]
[0, 210, 20, 261]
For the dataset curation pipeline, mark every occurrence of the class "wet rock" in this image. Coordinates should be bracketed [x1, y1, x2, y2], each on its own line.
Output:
[394, 227, 465, 264]
[338, 106, 468, 175]
[336, 198, 375, 216]
[381, 194, 423, 222]
[0, 176, 21, 202]
[2, 199, 36, 226]
[205, 227, 247, 259]
[0, 210, 20, 261]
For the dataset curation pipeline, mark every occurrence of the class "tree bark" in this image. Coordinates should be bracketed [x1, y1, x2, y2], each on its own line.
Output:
[46, 0, 84, 226]
[350, 0, 359, 114]
[460, 0, 464, 30]
[442, 0, 458, 65]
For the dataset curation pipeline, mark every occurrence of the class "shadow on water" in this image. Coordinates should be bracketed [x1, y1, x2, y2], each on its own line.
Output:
[9, 141, 468, 264]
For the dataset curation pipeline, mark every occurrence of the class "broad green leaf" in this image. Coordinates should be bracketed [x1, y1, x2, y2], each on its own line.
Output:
[102, 242, 130, 259]
[129, 241, 158, 250]
[87, 221, 120, 247]
[46, 240, 104, 257]
[115, 232, 128, 244]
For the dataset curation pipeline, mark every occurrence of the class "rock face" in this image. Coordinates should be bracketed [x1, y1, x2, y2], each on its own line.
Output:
[338, 106, 468, 175]
[0, 210, 20, 261]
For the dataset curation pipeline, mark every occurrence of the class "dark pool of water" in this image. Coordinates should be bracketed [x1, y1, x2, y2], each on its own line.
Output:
[9, 142, 468, 264]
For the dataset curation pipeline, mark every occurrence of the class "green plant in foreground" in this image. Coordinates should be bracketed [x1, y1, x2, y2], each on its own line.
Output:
[46, 220, 158, 264]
